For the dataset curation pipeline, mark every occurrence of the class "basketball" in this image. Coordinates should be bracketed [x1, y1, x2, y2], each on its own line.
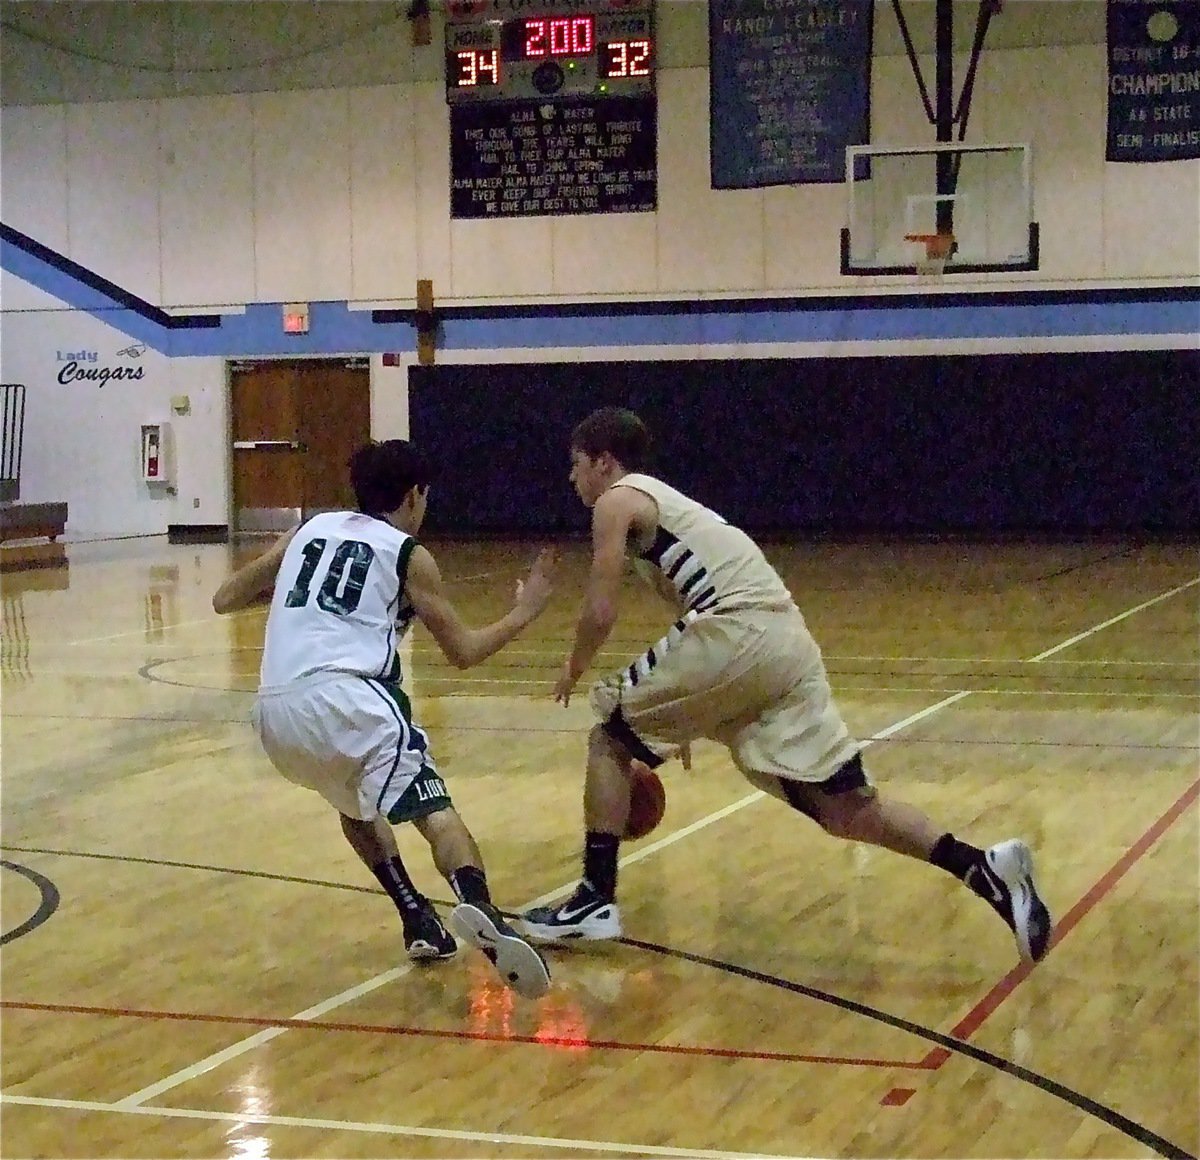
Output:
[624, 762, 666, 840]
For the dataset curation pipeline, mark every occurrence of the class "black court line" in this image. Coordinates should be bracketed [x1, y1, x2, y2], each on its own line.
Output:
[1028, 543, 1140, 584]
[5, 717, 1197, 750]
[0, 860, 61, 945]
[138, 657, 253, 692]
[620, 936, 1194, 1160]
[1, 845, 376, 897]
[3, 844, 1192, 1159]
[2, 713, 252, 725]
[135, 654, 1198, 701]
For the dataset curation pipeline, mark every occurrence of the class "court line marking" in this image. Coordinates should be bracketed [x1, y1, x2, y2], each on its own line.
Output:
[617, 930, 1197, 1160]
[6, 725, 1200, 757]
[0, 1095, 813, 1160]
[7, 683, 1199, 706]
[110, 700, 971, 1109]
[112, 970, 407, 1108]
[915, 774, 1200, 1071]
[111, 694, 971, 1108]
[57, 637, 1200, 667]
[63, 611, 261, 647]
[7, 794, 1196, 1160]
[0, 861, 60, 944]
[10, 664, 1200, 704]
[7, 783, 1194, 1160]
[53, 565, 514, 647]
[827, 656, 1198, 667]
[1026, 576, 1200, 661]
[3, 1000, 921, 1070]
[127, 659, 1200, 691]
[54, 574, 1200, 657]
[44, 574, 1200, 1114]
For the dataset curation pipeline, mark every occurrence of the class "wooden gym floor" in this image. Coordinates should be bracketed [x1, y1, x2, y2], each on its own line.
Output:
[1, 536, 1197, 1160]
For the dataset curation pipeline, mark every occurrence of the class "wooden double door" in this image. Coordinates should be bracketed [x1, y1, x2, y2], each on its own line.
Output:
[230, 358, 371, 533]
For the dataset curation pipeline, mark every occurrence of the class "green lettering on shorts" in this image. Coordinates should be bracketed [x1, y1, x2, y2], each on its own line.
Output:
[386, 764, 453, 824]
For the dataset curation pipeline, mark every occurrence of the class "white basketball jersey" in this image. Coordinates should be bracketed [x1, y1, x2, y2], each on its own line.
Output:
[259, 511, 418, 689]
[613, 474, 796, 616]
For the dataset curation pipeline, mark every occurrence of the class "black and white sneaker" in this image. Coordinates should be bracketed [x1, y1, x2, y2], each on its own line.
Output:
[968, 839, 1053, 963]
[521, 884, 622, 943]
[449, 902, 552, 999]
[403, 903, 458, 962]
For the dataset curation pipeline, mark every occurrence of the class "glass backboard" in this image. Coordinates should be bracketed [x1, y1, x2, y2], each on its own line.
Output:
[841, 141, 1038, 276]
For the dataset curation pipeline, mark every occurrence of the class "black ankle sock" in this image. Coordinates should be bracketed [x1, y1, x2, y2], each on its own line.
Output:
[929, 833, 985, 881]
[583, 831, 620, 901]
[449, 865, 491, 907]
[371, 855, 425, 916]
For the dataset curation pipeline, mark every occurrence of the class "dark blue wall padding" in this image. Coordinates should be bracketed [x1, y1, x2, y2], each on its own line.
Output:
[410, 350, 1199, 536]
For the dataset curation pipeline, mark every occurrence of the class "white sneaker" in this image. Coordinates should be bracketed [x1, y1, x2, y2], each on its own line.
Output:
[521, 887, 622, 943]
[982, 839, 1052, 962]
[448, 903, 551, 999]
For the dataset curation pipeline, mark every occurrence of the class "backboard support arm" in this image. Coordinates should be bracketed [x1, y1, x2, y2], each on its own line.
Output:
[891, 0, 1003, 244]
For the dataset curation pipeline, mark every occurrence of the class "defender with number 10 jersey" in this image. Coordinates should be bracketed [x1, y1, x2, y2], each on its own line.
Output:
[259, 511, 418, 690]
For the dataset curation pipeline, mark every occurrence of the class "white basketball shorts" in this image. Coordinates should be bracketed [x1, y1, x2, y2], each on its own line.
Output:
[252, 673, 441, 821]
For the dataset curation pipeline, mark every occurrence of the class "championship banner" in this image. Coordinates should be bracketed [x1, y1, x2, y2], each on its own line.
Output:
[1107, 0, 1200, 161]
[709, 0, 873, 188]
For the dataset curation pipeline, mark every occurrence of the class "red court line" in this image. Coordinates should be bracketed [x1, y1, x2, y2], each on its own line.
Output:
[10, 781, 1194, 1084]
[918, 776, 1200, 1069]
[0, 999, 925, 1070]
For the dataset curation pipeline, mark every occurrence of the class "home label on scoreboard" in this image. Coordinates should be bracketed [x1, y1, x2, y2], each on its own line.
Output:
[445, 1, 655, 103]
[451, 96, 656, 218]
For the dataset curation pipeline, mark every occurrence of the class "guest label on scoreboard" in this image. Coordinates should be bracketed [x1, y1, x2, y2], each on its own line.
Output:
[451, 97, 656, 218]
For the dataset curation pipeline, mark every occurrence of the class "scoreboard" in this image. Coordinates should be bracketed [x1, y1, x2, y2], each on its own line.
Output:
[445, 1, 657, 219]
[445, 3, 655, 103]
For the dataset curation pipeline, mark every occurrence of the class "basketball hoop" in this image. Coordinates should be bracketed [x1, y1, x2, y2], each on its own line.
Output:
[905, 233, 956, 278]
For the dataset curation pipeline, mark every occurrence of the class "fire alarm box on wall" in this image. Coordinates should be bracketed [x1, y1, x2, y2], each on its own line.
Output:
[141, 422, 173, 484]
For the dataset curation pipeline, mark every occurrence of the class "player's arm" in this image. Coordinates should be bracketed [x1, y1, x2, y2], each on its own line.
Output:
[211, 526, 299, 614]
[634, 557, 685, 610]
[562, 486, 642, 686]
[406, 543, 556, 669]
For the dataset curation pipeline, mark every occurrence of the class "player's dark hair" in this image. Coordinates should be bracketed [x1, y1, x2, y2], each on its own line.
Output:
[571, 407, 651, 471]
[348, 439, 434, 515]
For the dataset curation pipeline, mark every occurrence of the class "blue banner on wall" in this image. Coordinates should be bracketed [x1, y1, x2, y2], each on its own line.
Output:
[709, 0, 872, 189]
[1107, 0, 1200, 161]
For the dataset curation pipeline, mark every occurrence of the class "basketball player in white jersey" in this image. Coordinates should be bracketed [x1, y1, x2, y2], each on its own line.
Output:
[213, 439, 555, 999]
[522, 408, 1051, 966]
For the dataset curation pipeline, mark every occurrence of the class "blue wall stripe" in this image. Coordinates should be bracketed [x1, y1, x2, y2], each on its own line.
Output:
[436, 300, 1200, 349]
[4, 221, 1197, 359]
[0, 224, 219, 330]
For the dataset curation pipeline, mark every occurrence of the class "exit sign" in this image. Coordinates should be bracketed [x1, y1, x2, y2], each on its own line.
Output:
[283, 303, 310, 334]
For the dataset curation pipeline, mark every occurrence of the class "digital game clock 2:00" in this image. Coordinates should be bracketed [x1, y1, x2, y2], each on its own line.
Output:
[445, 3, 654, 103]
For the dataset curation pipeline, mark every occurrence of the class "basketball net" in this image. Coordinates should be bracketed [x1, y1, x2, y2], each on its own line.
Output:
[905, 233, 955, 278]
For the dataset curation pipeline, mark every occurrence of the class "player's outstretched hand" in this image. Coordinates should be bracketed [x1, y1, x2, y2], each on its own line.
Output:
[553, 659, 579, 706]
[514, 546, 559, 620]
